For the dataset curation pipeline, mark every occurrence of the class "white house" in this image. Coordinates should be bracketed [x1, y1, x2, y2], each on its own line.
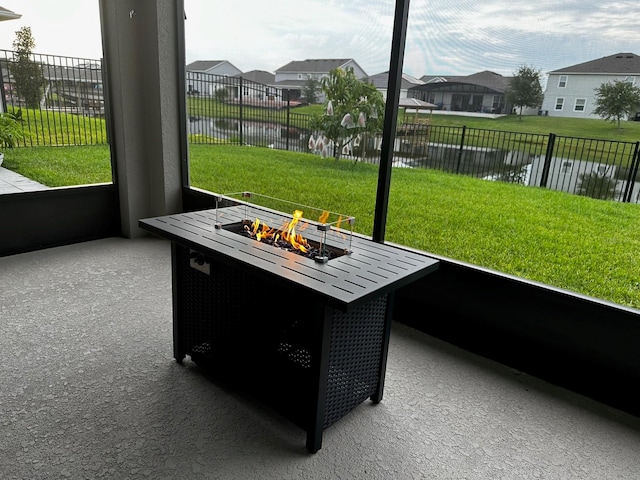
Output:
[541, 52, 640, 119]
[274, 59, 368, 102]
[185, 60, 242, 97]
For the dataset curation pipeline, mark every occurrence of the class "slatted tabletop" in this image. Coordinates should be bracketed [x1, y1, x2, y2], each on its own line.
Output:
[140, 207, 439, 311]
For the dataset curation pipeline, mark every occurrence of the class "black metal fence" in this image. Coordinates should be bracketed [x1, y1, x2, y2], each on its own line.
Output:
[186, 71, 313, 151]
[0, 50, 107, 146]
[1, 52, 638, 203]
[378, 124, 640, 203]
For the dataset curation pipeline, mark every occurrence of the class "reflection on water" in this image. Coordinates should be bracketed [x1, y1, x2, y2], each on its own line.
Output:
[188, 117, 307, 151]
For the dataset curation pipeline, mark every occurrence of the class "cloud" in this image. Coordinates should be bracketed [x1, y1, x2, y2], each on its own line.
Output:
[0, 0, 638, 82]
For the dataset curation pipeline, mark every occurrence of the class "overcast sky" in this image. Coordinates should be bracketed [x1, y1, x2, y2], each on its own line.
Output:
[1, 0, 639, 80]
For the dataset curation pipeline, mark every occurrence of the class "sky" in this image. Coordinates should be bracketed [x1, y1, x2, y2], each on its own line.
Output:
[1, 0, 640, 82]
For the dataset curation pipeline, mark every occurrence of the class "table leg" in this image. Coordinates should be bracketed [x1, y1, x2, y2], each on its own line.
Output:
[306, 304, 332, 453]
[172, 243, 186, 363]
[371, 293, 394, 404]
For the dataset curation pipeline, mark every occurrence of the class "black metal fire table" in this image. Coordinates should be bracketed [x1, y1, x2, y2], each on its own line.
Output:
[139, 198, 439, 453]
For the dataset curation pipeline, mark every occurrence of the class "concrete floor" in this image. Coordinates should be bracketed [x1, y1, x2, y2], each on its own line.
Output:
[2, 236, 640, 479]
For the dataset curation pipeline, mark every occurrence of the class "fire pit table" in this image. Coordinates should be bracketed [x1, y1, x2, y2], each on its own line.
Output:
[139, 193, 439, 453]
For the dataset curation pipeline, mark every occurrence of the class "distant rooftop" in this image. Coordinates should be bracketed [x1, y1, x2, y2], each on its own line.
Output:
[0, 5, 20, 21]
[551, 52, 640, 74]
[275, 59, 353, 73]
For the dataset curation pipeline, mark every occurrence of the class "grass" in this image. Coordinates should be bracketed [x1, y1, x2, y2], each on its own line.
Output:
[188, 144, 640, 310]
[3, 121, 639, 310]
[2, 145, 112, 186]
[8, 107, 108, 146]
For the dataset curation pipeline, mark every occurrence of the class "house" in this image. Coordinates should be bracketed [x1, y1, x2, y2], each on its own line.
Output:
[42, 64, 104, 115]
[0, 5, 20, 112]
[540, 52, 640, 119]
[186, 60, 242, 76]
[0, 54, 104, 116]
[364, 71, 424, 101]
[233, 69, 278, 101]
[274, 58, 368, 101]
[185, 60, 242, 96]
[408, 70, 512, 114]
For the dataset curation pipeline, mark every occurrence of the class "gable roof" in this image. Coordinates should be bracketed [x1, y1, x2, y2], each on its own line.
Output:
[550, 53, 640, 75]
[0, 5, 20, 21]
[420, 75, 448, 84]
[365, 71, 425, 90]
[186, 60, 226, 71]
[415, 70, 511, 92]
[234, 70, 275, 85]
[275, 59, 353, 74]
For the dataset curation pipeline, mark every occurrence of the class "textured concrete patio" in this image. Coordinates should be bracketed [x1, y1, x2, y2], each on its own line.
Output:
[0, 166, 48, 194]
[2, 236, 640, 479]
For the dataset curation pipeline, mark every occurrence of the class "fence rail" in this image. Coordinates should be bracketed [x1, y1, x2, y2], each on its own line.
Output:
[0, 49, 107, 146]
[378, 124, 640, 202]
[1, 52, 638, 203]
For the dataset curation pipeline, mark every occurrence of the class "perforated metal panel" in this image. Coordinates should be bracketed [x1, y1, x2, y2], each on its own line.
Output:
[324, 296, 387, 427]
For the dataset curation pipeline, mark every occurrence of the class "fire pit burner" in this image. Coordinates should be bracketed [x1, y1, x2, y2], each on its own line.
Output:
[214, 192, 355, 264]
[223, 220, 347, 262]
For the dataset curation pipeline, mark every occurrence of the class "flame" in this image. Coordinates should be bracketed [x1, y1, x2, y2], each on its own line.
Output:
[318, 210, 330, 224]
[248, 210, 310, 254]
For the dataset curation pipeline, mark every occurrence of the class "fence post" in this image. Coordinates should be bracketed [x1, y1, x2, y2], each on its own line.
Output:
[286, 89, 290, 151]
[0, 58, 6, 113]
[623, 142, 640, 203]
[456, 125, 466, 174]
[238, 77, 243, 146]
[540, 133, 556, 188]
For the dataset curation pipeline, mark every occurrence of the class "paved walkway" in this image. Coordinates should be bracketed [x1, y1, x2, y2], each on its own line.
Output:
[0, 165, 49, 194]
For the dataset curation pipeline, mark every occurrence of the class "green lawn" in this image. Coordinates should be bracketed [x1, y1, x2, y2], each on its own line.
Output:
[3, 137, 639, 310]
[2, 145, 112, 186]
[188, 145, 640, 309]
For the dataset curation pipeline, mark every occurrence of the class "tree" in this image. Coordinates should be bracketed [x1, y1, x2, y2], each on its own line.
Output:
[592, 80, 640, 129]
[310, 67, 384, 160]
[505, 65, 543, 121]
[10, 26, 46, 109]
[301, 76, 320, 104]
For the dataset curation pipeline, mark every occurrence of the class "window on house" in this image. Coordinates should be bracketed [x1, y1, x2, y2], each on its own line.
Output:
[624, 76, 636, 84]
[561, 161, 573, 173]
[555, 98, 565, 110]
[574, 98, 586, 112]
[558, 75, 568, 88]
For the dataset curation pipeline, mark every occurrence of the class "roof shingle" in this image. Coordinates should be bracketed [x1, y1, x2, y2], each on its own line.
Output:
[551, 53, 640, 74]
